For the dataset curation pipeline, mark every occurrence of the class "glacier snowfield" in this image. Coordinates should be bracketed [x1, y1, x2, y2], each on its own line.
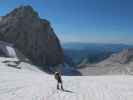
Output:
[0, 58, 133, 100]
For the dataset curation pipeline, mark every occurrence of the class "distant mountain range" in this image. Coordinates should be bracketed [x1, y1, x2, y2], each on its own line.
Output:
[63, 42, 133, 66]
[63, 42, 133, 52]
[78, 48, 133, 75]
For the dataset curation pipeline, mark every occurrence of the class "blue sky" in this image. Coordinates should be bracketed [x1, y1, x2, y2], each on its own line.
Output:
[0, 0, 133, 44]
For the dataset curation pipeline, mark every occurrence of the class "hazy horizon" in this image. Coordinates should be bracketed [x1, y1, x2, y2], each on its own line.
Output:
[0, 0, 133, 44]
[62, 41, 133, 45]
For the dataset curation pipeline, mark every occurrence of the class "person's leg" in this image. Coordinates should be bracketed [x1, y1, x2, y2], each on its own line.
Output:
[57, 82, 59, 89]
[61, 82, 64, 90]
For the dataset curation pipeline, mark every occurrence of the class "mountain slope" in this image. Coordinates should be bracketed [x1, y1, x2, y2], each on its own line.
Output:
[79, 48, 133, 75]
[0, 57, 133, 100]
[105, 48, 133, 64]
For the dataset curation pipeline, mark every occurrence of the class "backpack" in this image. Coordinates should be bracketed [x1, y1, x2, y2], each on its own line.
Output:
[54, 72, 60, 80]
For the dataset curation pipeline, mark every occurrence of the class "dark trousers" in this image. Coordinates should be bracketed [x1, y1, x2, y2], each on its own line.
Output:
[57, 81, 64, 90]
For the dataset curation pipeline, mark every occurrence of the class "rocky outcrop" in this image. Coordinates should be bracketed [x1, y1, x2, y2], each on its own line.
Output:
[0, 5, 64, 66]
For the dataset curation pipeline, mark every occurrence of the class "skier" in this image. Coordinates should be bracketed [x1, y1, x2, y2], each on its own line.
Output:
[54, 72, 64, 90]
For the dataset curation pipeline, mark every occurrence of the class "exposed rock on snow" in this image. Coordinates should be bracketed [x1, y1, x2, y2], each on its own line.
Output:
[0, 57, 41, 71]
[0, 5, 64, 66]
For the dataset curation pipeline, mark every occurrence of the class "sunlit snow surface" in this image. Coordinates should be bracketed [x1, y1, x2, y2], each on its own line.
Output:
[0, 57, 133, 100]
[6, 46, 17, 57]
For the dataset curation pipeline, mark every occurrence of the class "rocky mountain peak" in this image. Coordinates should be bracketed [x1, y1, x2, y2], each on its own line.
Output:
[0, 5, 64, 67]
[6, 5, 38, 18]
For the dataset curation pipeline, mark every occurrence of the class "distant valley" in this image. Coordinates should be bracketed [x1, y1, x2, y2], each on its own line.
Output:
[63, 42, 133, 66]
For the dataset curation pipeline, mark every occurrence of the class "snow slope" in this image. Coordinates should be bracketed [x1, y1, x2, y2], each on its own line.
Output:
[6, 46, 17, 57]
[0, 57, 133, 100]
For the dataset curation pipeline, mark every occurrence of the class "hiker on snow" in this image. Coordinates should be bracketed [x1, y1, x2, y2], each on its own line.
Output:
[54, 72, 64, 90]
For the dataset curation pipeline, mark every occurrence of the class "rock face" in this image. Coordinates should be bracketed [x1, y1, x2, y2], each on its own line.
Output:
[0, 5, 64, 66]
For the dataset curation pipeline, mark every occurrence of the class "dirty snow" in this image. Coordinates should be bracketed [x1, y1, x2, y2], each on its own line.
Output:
[0, 57, 133, 100]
